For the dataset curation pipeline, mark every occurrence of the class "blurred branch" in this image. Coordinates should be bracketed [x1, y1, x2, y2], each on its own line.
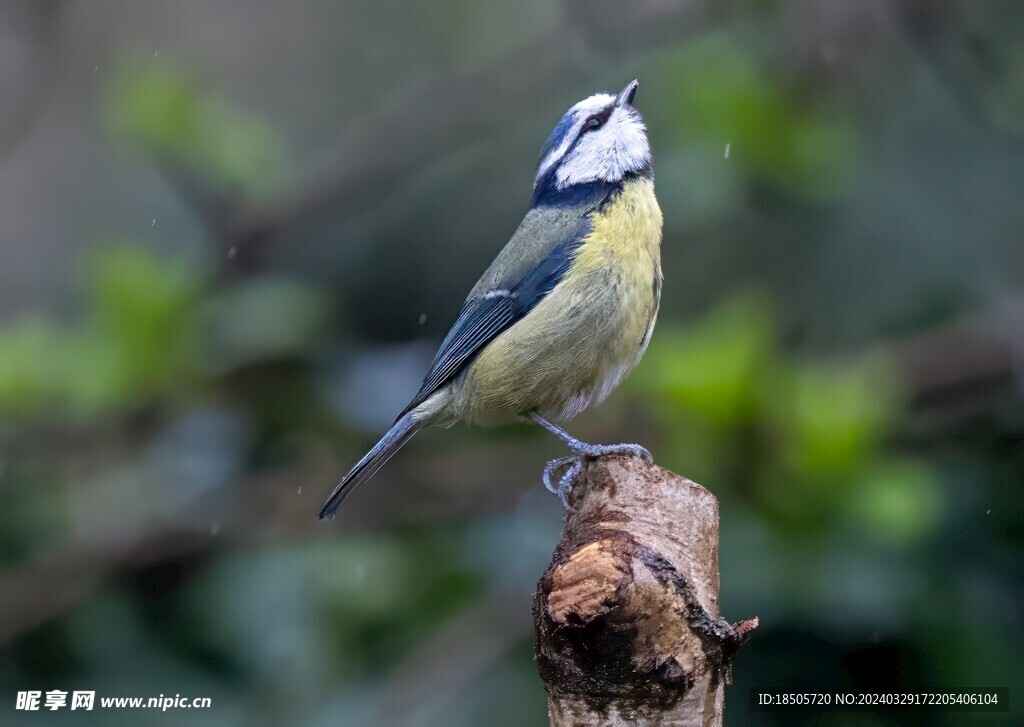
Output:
[171, 0, 1024, 274]
[891, 300, 1024, 428]
[0, 522, 210, 645]
[215, 0, 734, 267]
[534, 457, 756, 726]
[893, 0, 1024, 139]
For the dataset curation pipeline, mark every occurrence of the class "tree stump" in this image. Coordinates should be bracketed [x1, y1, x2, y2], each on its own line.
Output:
[533, 456, 757, 726]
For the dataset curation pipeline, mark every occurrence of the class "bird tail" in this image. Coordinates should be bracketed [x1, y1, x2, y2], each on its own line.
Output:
[319, 412, 420, 519]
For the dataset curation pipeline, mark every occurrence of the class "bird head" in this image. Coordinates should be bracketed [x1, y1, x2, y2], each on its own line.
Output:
[534, 80, 650, 192]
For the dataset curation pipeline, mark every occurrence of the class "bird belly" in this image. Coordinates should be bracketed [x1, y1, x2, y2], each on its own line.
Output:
[451, 178, 662, 426]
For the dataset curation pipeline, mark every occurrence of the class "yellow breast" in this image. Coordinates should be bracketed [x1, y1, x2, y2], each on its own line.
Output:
[564, 177, 663, 405]
[569, 178, 663, 281]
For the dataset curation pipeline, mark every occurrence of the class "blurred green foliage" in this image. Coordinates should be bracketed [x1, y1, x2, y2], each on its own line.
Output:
[667, 39, 857, 200]
[0, 248, 199, 419]
[108, 61, 289, 197]
[641, 293, 773, 427]
[88, 248, 200, 405]
[850, 458, 943, 545]
[634, 293, 939, 542]
[0, 247, 332, 423]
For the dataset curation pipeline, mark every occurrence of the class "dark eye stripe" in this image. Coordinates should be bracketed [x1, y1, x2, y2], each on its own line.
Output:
[583, 106, 614, 132]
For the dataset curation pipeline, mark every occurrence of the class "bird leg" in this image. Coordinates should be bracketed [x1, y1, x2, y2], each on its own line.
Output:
[530, 412, 654, 461]
[529, 413, 653, 510]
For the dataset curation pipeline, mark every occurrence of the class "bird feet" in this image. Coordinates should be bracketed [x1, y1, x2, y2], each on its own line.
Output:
[541, 442, 653, 511]
[542, 456, 578, 510]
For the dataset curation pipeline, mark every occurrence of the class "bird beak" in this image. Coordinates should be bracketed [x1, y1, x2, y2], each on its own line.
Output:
[615, 79, 639, 107]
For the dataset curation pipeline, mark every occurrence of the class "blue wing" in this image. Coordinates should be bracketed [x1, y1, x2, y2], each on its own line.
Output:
[402, 181, 619, 415]
[403, 222, 585, 413]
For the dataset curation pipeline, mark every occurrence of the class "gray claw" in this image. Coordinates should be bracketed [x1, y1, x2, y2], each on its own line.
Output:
[542, 456, 574, 494]
[556, 458, 583, 511]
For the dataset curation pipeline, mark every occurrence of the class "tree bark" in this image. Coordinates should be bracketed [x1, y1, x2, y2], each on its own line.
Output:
[533, 456, 757, 726]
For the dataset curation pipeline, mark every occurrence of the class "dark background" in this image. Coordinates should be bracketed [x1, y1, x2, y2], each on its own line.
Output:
[1, 1, 1022, 724]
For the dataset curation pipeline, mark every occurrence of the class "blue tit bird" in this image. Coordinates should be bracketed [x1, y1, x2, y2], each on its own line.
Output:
[320, 79, 662, 518]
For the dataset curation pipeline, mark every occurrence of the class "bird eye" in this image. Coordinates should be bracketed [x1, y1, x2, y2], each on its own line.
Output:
[583, 115, 604, 131]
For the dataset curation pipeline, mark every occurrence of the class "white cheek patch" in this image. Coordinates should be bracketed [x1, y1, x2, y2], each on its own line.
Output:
[555, 108, 651, 188]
